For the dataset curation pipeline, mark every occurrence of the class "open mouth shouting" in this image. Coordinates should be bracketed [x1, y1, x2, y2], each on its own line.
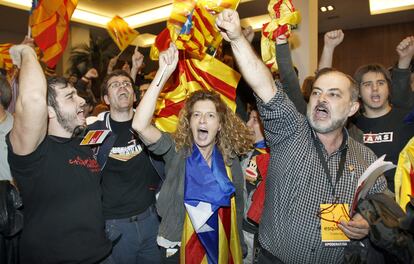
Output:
[314, 103, 330, 120]
[77, 108, 86, 120]
[196, 127, 209, 141]
[118, 91, 129, 99]
[370, 93, 381, 103]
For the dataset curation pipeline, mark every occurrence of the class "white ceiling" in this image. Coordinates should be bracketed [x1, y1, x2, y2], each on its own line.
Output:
[78, 0, 173, 17]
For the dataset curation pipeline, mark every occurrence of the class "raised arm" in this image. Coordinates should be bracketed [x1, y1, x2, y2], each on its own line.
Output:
[318, 29, 344, 70]
[276, 36, 307, 114]
[130, 46, 145, 83]
[216, 9, 276, 103]
[391, 36, 414, 109]
[107, 55, 119, 75]
[9, 45, 47, 155]
[132, 43, 179, 145]
[397, 36, 414, 70]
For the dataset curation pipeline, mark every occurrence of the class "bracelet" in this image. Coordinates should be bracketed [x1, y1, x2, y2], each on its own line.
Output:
[83, 76, 90, 80]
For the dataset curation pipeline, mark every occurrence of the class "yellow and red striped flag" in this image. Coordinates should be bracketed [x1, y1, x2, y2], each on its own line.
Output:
[30, 0, 77, 68]
[0, 43, 14, 72]
[261, 0, 301, 72]
[107, 15, 139, 52]
[395, 137, 414, 211]
[150, 0, 241, 133]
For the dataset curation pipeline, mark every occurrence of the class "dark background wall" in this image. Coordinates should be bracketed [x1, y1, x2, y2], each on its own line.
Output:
[317, 21, 414, 76]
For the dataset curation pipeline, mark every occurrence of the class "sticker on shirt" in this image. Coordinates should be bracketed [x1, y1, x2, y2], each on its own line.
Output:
[109, 139, 143, 162]
[245, 156, 259, 184]
[363, 132, 393, 144]
[80, 130, 110, 145]
[319, 203, 350, 247]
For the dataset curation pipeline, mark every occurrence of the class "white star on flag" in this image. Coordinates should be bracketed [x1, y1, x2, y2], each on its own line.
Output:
[185, 201, 215, 233]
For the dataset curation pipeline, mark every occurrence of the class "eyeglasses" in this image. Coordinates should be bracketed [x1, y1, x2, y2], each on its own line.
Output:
[316, 201, 350, 224]
[108, 81, 133, 89]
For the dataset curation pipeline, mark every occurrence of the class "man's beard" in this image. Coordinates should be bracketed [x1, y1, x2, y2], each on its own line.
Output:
[54, 105, 86, 138]
[72, 125, 87, 138]
[306, 112, 347, 134]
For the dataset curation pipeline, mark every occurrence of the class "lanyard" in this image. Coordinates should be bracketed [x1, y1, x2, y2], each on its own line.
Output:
[312, 135, 347, 199]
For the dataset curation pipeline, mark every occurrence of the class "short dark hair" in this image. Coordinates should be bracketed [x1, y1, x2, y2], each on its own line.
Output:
[0, 75, 12, 109]
[315, 67, 359, 102]
[354, 64, 392, 93]
[101, 70, 134, 97]
[46, 76, 69, 110]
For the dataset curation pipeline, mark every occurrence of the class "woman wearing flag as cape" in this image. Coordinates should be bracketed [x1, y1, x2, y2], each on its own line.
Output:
[132, 43, 253, 264]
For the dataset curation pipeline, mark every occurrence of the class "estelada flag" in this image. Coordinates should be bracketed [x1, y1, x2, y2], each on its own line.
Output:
[107, 15, 139, 52]
[149, 0, 241, 133]
[30, 0, 77, 68]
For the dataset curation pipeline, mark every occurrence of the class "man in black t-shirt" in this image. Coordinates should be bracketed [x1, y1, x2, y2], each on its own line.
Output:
[320, 33, 414, 192]
[88, 69, 162, 264]
[353, 42, 414, 191]
[6, 45, 112, 263]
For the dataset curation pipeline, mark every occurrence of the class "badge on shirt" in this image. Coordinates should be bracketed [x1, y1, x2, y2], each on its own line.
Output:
[319, 203, 350, 247]
[80, 130, 110, 145]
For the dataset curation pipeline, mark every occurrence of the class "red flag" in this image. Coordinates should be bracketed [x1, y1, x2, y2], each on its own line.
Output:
[30, 0, 78, 68]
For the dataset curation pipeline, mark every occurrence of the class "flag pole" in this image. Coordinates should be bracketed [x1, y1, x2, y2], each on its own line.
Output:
[116, 49, 124, 58]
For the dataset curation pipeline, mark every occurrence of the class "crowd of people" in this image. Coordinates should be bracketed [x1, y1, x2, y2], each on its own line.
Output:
[0, 8, 413, 264]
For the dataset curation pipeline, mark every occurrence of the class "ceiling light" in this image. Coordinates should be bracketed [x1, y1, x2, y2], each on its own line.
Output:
[320, 6, 327, 12]
[369, 0, 414, 15]
[124, 5, 172, 28]
[327, 5, 334, 11]
[0, 0, 30, 10]
[72, 10, 110, 27]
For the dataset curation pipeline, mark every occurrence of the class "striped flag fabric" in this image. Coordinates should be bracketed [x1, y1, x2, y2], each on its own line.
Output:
[395, 137, 414, 211]
[180, 145, 242, 263]
[29, 0, 78, 68]
[107, 15, 139, 52]
[153, 52, 240, 133]
[149, 0, 241, 133]
[261, 0, 301, 72]
[0, 43, 14, 72]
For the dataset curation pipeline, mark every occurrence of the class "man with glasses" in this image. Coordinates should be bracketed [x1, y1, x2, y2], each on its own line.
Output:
[88, 69, 163, 263]
[216, 9, 388, 263]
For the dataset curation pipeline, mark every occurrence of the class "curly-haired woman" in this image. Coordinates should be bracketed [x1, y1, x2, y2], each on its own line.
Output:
[132, 43, 253, 264]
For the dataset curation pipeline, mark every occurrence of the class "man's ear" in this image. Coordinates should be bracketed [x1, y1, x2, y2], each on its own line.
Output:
[348, 101, 360, 117]
[48, 106, 56, 119]
[103, 95, 110, 105]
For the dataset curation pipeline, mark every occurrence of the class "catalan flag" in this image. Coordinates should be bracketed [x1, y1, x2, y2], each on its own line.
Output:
[261, 0, 301, 72]
[107, 15, 139, 52]
[29, 0, 77, 68]
[0, 43, 14, 72]
[180, 145, 242, 264]
[150, 0, 240, 133]
[395, 137, 414, 211]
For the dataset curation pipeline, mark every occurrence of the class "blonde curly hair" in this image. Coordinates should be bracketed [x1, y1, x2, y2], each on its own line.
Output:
[172, 90, 254, 164]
